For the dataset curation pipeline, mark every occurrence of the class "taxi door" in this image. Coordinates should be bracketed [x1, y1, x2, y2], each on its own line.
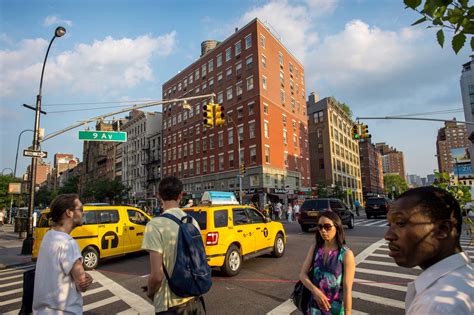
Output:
[124, 208, 149, 252]
[245, 207, 272, 251]
[96, 209, 124, 258]
[231, 207, 255, 255]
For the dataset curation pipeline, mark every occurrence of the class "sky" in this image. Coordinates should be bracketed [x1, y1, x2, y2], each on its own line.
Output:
[0, 0, 471, 179]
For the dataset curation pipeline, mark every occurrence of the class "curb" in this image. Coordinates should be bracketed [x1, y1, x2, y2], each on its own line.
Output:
[0, 260, 35, 271]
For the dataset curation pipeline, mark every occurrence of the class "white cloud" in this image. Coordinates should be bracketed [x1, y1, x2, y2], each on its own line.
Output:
[43, 15, 73, 27]
[305, 0, 338, 15]
[0, 32, 177, 98]
[239, 0, 317, 62]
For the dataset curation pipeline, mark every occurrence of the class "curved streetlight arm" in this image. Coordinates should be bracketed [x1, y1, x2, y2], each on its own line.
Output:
[1, 168, 14, 176]
[14, 129, 34, 178]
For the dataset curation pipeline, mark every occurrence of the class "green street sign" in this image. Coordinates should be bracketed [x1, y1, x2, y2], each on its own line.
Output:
[78, 130, 127, 142]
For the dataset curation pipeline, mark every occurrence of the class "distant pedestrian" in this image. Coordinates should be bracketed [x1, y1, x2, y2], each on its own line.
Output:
[294, 203, 300, 221]
[354, 200, 360, 216]
[298, 211, 355, 314]
[287, 204, 293, 222]
[275, 202, 282, 220]
[385, 187, 473, 314]
[0, 207, 5, 232]
[142, 176, 207, 314]
[267, 201, 274, 219]
[33, 194, 93, 314]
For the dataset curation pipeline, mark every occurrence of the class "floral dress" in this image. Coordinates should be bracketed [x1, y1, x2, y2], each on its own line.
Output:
[307, 246, 347, 315]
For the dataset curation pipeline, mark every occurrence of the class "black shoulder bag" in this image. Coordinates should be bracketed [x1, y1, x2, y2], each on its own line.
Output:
[290, 247, 317, 313]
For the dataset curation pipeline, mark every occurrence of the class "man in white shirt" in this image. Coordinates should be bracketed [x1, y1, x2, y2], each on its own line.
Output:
[33, 194, 93, 314]
[385, 186, 473, 314]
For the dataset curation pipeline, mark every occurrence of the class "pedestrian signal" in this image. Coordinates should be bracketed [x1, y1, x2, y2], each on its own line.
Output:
[352, 124, 360, 140]
[360, 124, 371, 139]
[203, 104, 214, 128]
[214, 104, 225, 127]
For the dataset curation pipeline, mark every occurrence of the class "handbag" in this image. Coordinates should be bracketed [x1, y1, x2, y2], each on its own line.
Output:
[290, 248, 317, 313]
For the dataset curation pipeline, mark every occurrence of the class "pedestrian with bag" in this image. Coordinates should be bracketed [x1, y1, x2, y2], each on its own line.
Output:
[142, 176, 211, 314]
[384, 187, 473, 314]
[32, 194, 93, 314]
[297, 211, 355, 314]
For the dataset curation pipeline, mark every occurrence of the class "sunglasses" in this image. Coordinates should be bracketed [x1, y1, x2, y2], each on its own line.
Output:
[317, 223, 334, 231]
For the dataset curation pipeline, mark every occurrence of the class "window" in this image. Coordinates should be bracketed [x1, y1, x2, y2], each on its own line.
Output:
[282, 115, 287, 127]
[99, 210, 120, 224]
[248, 102, 254, 115]
[214, 210, 228, 228]
[245, 34, 252, 49]
[209, 137, 214, 150]
[217, 91, 223, 104]
[280, 71, 285, 85]
[236, 81, 243, 96]
[260, 34, 265, 47]
[246, 76, 254, 90]
[280, 90, 285, 104]
[250, 147, 257, 164]
[189, 74, 193, 84]
[236, 62, 242, 76]
[293, 134, 297, 147]
[219, 155, 224, 170]
[279, 52, 283, 66]
[218, 133, 224, 147]
[226, 87, 233, 100]
[264, 121, 269, 138]
[82, 211, 98, 225]
[238, 126, 244, 144]
[284, 152, 288, 166]
[237, 107, 243, 118]
[201, 64, 207, 77]
[225, 47, 232, 62]
[228, 129, 234, 144]
[208, 59, 213, 72]
[233, 208, 249, 225]
[217, 72, 223, 85]
[194, 69, 199, 80]
[229, 152, 234, 167]
[283, 130, 287, 145]
[127, 210, 148, 225]
[208, 78, 214, 90]
[292, 120, 297, 132]
[249, 122, 256, 139]
[265, 146, 270, 163]
[226, 67, 232, 80]
[235, 41, 241, 56]
[246, 56, 253, 69]
[190, 142, 194, 155]
[217, 53, 222, 67]
[210, 158, 215, 172]
[264, 103, 268, 114]
[262, 76, 267, 90]
[261, 55, 267, 68]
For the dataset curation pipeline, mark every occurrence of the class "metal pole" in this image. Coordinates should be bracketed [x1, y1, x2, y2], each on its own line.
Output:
[227, 117, 243, 204]
[14, 129, 34, 178]
[22, 29, 62, 255]
[356, 116, 474, 125]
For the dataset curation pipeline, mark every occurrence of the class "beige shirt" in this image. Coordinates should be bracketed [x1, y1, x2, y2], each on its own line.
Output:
[141, 208, 201, 312]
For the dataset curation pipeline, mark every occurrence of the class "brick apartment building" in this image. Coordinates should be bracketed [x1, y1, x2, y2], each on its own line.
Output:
[375, 142, 406, 180]
[359, 139, 384, 198]
[161, 18, 310, 206]
[436, 120, 469, 174]
[307, 94, 363, 206]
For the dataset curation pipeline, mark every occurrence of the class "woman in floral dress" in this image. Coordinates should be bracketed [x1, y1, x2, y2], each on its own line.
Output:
[298, 211, 355, 314]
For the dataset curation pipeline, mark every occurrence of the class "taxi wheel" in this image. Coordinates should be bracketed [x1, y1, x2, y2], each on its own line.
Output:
[222, 245, 241, 277]
[272, 233, 285, 258]
[347, 216, 355, 229]
[82, 247, 99, 270]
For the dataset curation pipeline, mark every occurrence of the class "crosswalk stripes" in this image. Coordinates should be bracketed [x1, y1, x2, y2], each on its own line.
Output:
[354, 218, 388, 227]
[0, 265, 154, 315]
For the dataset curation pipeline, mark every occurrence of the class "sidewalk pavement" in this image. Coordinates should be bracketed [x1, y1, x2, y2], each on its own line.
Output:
[0, 224, 33, 270]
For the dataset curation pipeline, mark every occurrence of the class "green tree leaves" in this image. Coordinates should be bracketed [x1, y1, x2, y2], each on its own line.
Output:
[404, 0, 474, 53]
[432, 171, 472, 207]
[384, 174, 409, 198]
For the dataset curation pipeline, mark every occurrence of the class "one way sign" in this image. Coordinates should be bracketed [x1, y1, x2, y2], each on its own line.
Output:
[23, 149, 48, 159]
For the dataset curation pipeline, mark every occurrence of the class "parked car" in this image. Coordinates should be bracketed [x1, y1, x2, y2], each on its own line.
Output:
[297, 198, 354, 232]
[365, 197, 391, 219]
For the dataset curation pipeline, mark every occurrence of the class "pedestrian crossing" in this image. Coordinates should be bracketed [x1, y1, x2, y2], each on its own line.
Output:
[0, 264, 154, 315]
[354, 218, 389, 227]
[349, 234, 473, 314]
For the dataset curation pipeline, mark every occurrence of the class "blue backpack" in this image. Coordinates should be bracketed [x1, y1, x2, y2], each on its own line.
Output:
[161, 213, 212, 297]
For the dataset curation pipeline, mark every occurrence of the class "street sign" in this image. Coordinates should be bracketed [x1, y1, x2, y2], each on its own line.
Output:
[23, 149, 48, 158]
[78, 130, 127, 142]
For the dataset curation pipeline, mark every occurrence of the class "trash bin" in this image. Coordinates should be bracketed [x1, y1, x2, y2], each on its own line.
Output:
[14, 217, 28, 233]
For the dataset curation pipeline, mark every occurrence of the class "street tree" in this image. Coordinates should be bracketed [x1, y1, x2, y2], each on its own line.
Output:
[384, 174, 409, 198]
[58, 176, 79, 194]
[83, 178, 129, 204]
[404, 0, 474, 53]
[0, 175, 21, 208]
[35, 186, 56, 208]
[432, 171, 472, 207]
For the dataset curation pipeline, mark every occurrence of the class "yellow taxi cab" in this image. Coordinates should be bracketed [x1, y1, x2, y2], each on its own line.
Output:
[184, 192, 286, 276]
[33, 204, 151, 270]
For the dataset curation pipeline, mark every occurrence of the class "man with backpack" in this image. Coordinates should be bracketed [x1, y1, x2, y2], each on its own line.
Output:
[142, 176, 211, 314]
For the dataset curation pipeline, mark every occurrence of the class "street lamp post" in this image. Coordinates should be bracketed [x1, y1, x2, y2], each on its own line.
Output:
[22, 26, 66, 255]
[14, 129, 34, 178]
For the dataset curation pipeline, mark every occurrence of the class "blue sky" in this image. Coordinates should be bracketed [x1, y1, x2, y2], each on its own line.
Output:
[0, 0, 471, 178]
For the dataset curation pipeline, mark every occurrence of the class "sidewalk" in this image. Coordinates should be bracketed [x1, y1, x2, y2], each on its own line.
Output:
[0, 224, 33, 270]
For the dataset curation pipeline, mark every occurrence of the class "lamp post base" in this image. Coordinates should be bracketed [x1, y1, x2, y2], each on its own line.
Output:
[21, 236, 34, 255]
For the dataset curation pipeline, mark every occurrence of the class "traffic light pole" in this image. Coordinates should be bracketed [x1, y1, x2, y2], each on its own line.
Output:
[356, 116, 474, 125]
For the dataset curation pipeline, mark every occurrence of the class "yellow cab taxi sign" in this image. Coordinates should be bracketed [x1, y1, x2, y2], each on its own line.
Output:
[184, 191, 286, 276]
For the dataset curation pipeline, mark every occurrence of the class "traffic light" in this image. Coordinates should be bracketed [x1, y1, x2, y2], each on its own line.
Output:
[203, 104, 214, 128]
[352, 124, 360, 140]
[240, 162, 246, 175]
[360, 124, 371, 139]
[214, 104, 225, 127]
